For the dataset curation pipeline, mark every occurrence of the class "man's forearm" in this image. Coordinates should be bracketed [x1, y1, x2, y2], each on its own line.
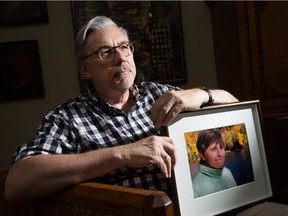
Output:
[5, 147, 125, 201]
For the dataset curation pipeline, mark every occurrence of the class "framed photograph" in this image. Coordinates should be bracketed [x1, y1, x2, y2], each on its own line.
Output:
[0, 40, 45, 100]
[166, 100, 272, 216]
[0, 1, 48, 26]
[71, 1, 186, 91]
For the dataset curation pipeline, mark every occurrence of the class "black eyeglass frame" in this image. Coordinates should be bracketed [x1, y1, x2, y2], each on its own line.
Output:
[79, 42, 134, 61]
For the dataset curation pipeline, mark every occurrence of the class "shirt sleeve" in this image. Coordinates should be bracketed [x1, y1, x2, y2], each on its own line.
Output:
[10, 110, 79, 166]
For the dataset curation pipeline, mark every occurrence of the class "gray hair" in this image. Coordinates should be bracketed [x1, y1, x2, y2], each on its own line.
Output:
[75, 16, 129, 60]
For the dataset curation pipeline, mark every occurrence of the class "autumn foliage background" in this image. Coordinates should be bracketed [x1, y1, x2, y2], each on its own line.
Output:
[184, 123, 249, 163]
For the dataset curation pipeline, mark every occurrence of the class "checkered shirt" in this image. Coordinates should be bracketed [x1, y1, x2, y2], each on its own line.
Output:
[11, 81, 181, 192]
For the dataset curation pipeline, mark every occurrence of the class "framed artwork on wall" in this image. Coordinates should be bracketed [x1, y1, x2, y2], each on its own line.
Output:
[71, 1, 186, 91]
[0, 1, 48, 26]
[0, 40, 45, 101]
[166, 100, 272, 216]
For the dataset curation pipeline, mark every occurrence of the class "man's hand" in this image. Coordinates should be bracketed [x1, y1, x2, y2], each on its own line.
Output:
[121, 135, 177, 178]
[151, 89, 204, 128]
[151, 88, 238, 128]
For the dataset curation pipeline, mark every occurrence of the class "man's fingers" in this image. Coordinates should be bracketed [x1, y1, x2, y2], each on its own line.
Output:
[162, 154, 172, 178]
[151, 91, 185, 128]
[161, 137, 177, 169]
[154, 155, 170, 178]
[152, 100, 174, 128]
[124, 136, 176, 178]
[161, 103, 183, 126]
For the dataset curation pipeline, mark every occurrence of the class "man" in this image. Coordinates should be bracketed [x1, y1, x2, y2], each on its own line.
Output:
[5, 16, 238, 201]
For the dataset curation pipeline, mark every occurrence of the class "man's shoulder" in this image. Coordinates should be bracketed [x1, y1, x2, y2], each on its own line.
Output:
[45, 94, 89, 116]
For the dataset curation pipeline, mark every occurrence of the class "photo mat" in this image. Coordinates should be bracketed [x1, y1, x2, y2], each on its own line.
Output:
[166, 101, 272, 216]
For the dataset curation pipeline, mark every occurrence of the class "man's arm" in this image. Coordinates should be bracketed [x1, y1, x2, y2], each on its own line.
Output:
[5, 136, 176, 202]
[151, 88, 238, 128]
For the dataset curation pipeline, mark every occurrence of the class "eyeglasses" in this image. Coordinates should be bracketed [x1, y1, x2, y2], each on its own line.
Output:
[79, 42, 134, 61]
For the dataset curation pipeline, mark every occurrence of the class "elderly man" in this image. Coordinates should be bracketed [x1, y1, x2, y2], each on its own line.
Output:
[5, 16, 238, 201]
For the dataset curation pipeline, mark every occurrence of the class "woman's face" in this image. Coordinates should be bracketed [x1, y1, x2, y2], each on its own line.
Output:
[200, 142, 225, 169]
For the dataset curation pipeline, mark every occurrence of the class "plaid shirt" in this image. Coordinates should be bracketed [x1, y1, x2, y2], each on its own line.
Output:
[11, 81, 180, 192]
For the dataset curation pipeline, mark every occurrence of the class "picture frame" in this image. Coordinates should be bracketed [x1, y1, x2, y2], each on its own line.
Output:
[0, 1, 48, 26]
[0, 40, 45, 101]
[71, 1, 186, 91]
[166, 100, 272, 216]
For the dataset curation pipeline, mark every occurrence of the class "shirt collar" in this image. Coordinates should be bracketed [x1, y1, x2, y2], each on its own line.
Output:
[86, 82, 140, 114]
[86, 82, 139, 99]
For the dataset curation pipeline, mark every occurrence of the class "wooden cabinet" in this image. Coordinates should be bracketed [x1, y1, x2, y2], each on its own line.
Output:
[264, 117, 288, 204]
[209, 1, 288, 204]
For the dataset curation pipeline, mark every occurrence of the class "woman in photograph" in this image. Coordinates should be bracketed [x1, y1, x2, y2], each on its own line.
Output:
[192, 129, 237, 198]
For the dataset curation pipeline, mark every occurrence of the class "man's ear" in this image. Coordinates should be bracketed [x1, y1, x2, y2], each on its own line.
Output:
[77, 61, 91, 79]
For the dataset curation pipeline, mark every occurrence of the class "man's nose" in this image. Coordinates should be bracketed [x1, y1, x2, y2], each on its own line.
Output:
[113, 48, 127, 66]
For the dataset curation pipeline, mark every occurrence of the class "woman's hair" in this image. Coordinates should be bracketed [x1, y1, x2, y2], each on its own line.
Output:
[196, 129, 225, 154]
[75, 16, 129, 60]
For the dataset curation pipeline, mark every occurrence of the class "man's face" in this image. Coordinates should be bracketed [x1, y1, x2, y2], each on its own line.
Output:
[78, 26, 136, 96]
